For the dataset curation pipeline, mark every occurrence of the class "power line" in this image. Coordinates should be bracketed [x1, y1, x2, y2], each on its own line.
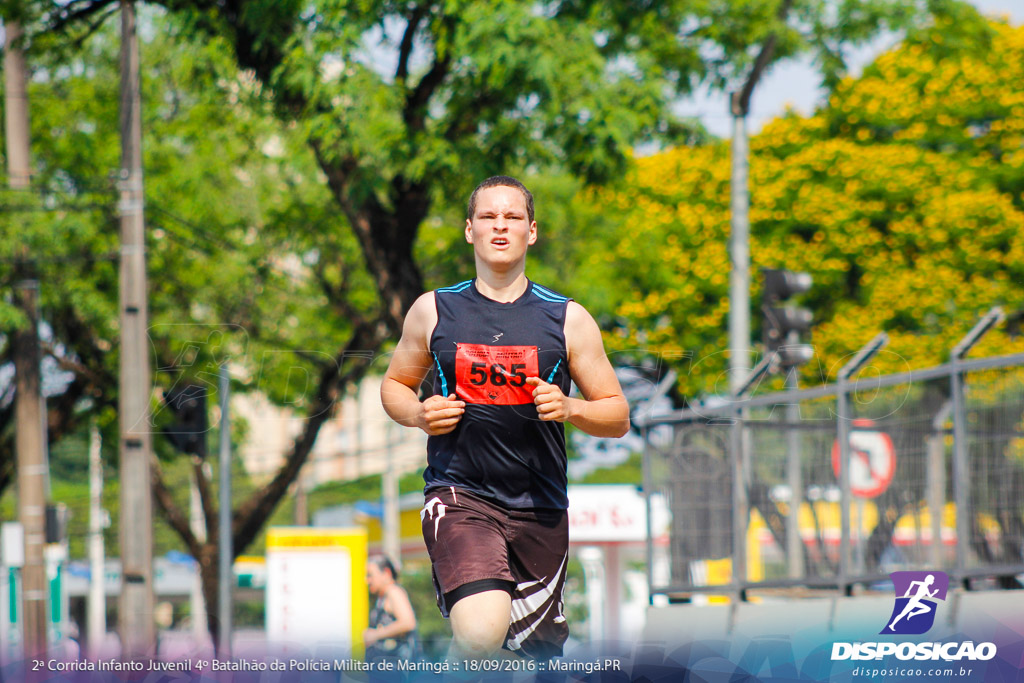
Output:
[0, 181, 114, 193]
[0, 253, 117, 266]
[0, 203, 109, 213]
[147, 205, 246, 254]
[148, 205, 322, 293]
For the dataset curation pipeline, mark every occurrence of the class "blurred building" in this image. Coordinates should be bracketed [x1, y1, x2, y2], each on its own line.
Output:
[233, 375, 427, 488]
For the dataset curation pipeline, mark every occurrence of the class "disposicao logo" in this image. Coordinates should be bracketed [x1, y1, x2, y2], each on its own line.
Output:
[831, 569, 997, 663]
[881, 570, 949, 635]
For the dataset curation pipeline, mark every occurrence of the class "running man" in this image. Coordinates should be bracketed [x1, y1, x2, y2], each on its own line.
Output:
[887, 573, 938, 632]
[380, 176, 630, 660]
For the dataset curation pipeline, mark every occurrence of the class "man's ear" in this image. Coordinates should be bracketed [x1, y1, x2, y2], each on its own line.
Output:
[528, 221, 538, 246]
[465, 219, 474, 244]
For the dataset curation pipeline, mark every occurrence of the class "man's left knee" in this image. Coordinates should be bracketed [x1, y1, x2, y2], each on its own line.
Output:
[448, 589, 512, 658]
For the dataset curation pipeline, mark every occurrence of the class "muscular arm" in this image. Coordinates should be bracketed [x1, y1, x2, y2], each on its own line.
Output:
[527, 301, 629, 438]
[380, 293, 465, 435]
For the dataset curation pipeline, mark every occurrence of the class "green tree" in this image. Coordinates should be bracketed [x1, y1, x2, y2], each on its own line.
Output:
[590, 0, 989, 391]
[576, 18, 1024, 573]
[5, 0, 993, 645]
[5, 0, 688, 644]
[583, 18, 1024, 399]
[1, 7, 381, 642]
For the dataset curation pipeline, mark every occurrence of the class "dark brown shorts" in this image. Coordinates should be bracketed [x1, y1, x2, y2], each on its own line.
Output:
[420, 486, 569, 659]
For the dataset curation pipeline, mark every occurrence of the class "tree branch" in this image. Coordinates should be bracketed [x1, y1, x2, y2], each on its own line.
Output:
[0, 397, 14, 492]
[150, 455, 202, 559]
[292, 349, 334, 371]
[312, 260, 370, 327]
[69, 5, 120, 49]
[41, 341, 106, 386]
[231, 319, 390, 555]
[0, 454, 12, 498]
[396, 4, 428, 84]
[45, 376, 90, 436]
[443, 90, 500, 143]
[46, 0, 118, 34]
[732, 0, 794, 117]
[191, 457, 217, 545]
[402, 15, 454, 132]
[309, 142, 418, 333]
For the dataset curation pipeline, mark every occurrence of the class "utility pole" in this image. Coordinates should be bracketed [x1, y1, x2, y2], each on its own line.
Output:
[189, 471, 207, 642]
[87, 422, 106, 657]
[727, 92, 751, 396]
[13, 281, 48, 661]
[117, 0, 155, 657]
[4, 21, 31, 188]
[726, 0, 792, 394]
[5, 18, 50, 661]
[217, 365, 233, 658]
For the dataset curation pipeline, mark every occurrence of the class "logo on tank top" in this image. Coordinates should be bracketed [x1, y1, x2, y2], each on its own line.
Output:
[455, 343, 538, 405]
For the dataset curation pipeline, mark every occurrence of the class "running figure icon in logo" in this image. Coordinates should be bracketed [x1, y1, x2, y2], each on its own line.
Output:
[882, 571, 949, 635]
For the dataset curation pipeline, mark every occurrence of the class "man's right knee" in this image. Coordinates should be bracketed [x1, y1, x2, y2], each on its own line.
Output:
[448, 589, 512, 659]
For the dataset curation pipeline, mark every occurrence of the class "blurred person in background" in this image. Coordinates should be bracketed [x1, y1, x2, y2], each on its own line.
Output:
[364, 555, 420, 663]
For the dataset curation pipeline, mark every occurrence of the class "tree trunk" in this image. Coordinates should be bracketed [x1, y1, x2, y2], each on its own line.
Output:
[151, 319, 390, 645]
[198, 545, 220, 649]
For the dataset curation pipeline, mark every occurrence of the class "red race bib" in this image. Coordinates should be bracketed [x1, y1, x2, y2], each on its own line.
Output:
[455, 343, 538, 405]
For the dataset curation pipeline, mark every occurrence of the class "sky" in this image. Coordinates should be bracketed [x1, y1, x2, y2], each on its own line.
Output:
[682, 0, 1024, 138]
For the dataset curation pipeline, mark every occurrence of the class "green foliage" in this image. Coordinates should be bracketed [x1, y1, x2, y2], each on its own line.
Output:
[573, 451, 644, 486]
[3, 1, 992, 647]
[578, 19, 1024, 401]
[0, 449, 191, 560]
[0, 0, 967, 484]
[238, 470, 424, 556]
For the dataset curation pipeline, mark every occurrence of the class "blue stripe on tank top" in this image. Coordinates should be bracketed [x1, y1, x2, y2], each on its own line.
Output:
[533, 289, 566, 303]
[546, 359, 562, 383]
[532, 284, 568, 302]
[433, 352, 448, 395]
[438, 280, 473, 293]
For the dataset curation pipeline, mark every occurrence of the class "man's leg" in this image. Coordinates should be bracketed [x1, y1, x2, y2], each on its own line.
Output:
[448, 589, 512, 660]
[506, 508, 569, 659]
[421, 489, 516, 659]
[907, 604, 930, 620]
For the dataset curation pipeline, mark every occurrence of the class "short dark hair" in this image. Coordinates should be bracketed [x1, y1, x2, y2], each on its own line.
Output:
[467, 176, 535, 224]
[369, 554, 399, 581]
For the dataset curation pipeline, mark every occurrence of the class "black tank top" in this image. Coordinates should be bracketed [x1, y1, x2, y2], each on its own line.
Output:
[366, 593, 420, 662]
[425, 279, 572, 510]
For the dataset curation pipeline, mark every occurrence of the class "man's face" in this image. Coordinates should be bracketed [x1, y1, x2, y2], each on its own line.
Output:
[465, 185, 537, 267]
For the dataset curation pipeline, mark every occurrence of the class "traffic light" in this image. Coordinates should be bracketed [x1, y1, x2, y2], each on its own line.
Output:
[762, 268, 814, 367]
[163, 384, 208, 457]
[45, 503, 69, 544]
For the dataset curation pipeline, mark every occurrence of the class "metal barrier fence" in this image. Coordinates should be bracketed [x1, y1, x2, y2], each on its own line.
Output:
[641, 331, 1024, 600]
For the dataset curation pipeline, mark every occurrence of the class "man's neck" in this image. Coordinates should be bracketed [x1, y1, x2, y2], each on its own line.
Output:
[473, 268, 529, 303]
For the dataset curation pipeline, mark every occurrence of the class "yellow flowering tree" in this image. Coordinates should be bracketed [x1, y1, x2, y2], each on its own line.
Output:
[578, 20, 1024, 400]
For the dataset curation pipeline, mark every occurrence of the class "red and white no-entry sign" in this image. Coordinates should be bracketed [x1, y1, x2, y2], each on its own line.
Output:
[831, 418, 896, 498]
